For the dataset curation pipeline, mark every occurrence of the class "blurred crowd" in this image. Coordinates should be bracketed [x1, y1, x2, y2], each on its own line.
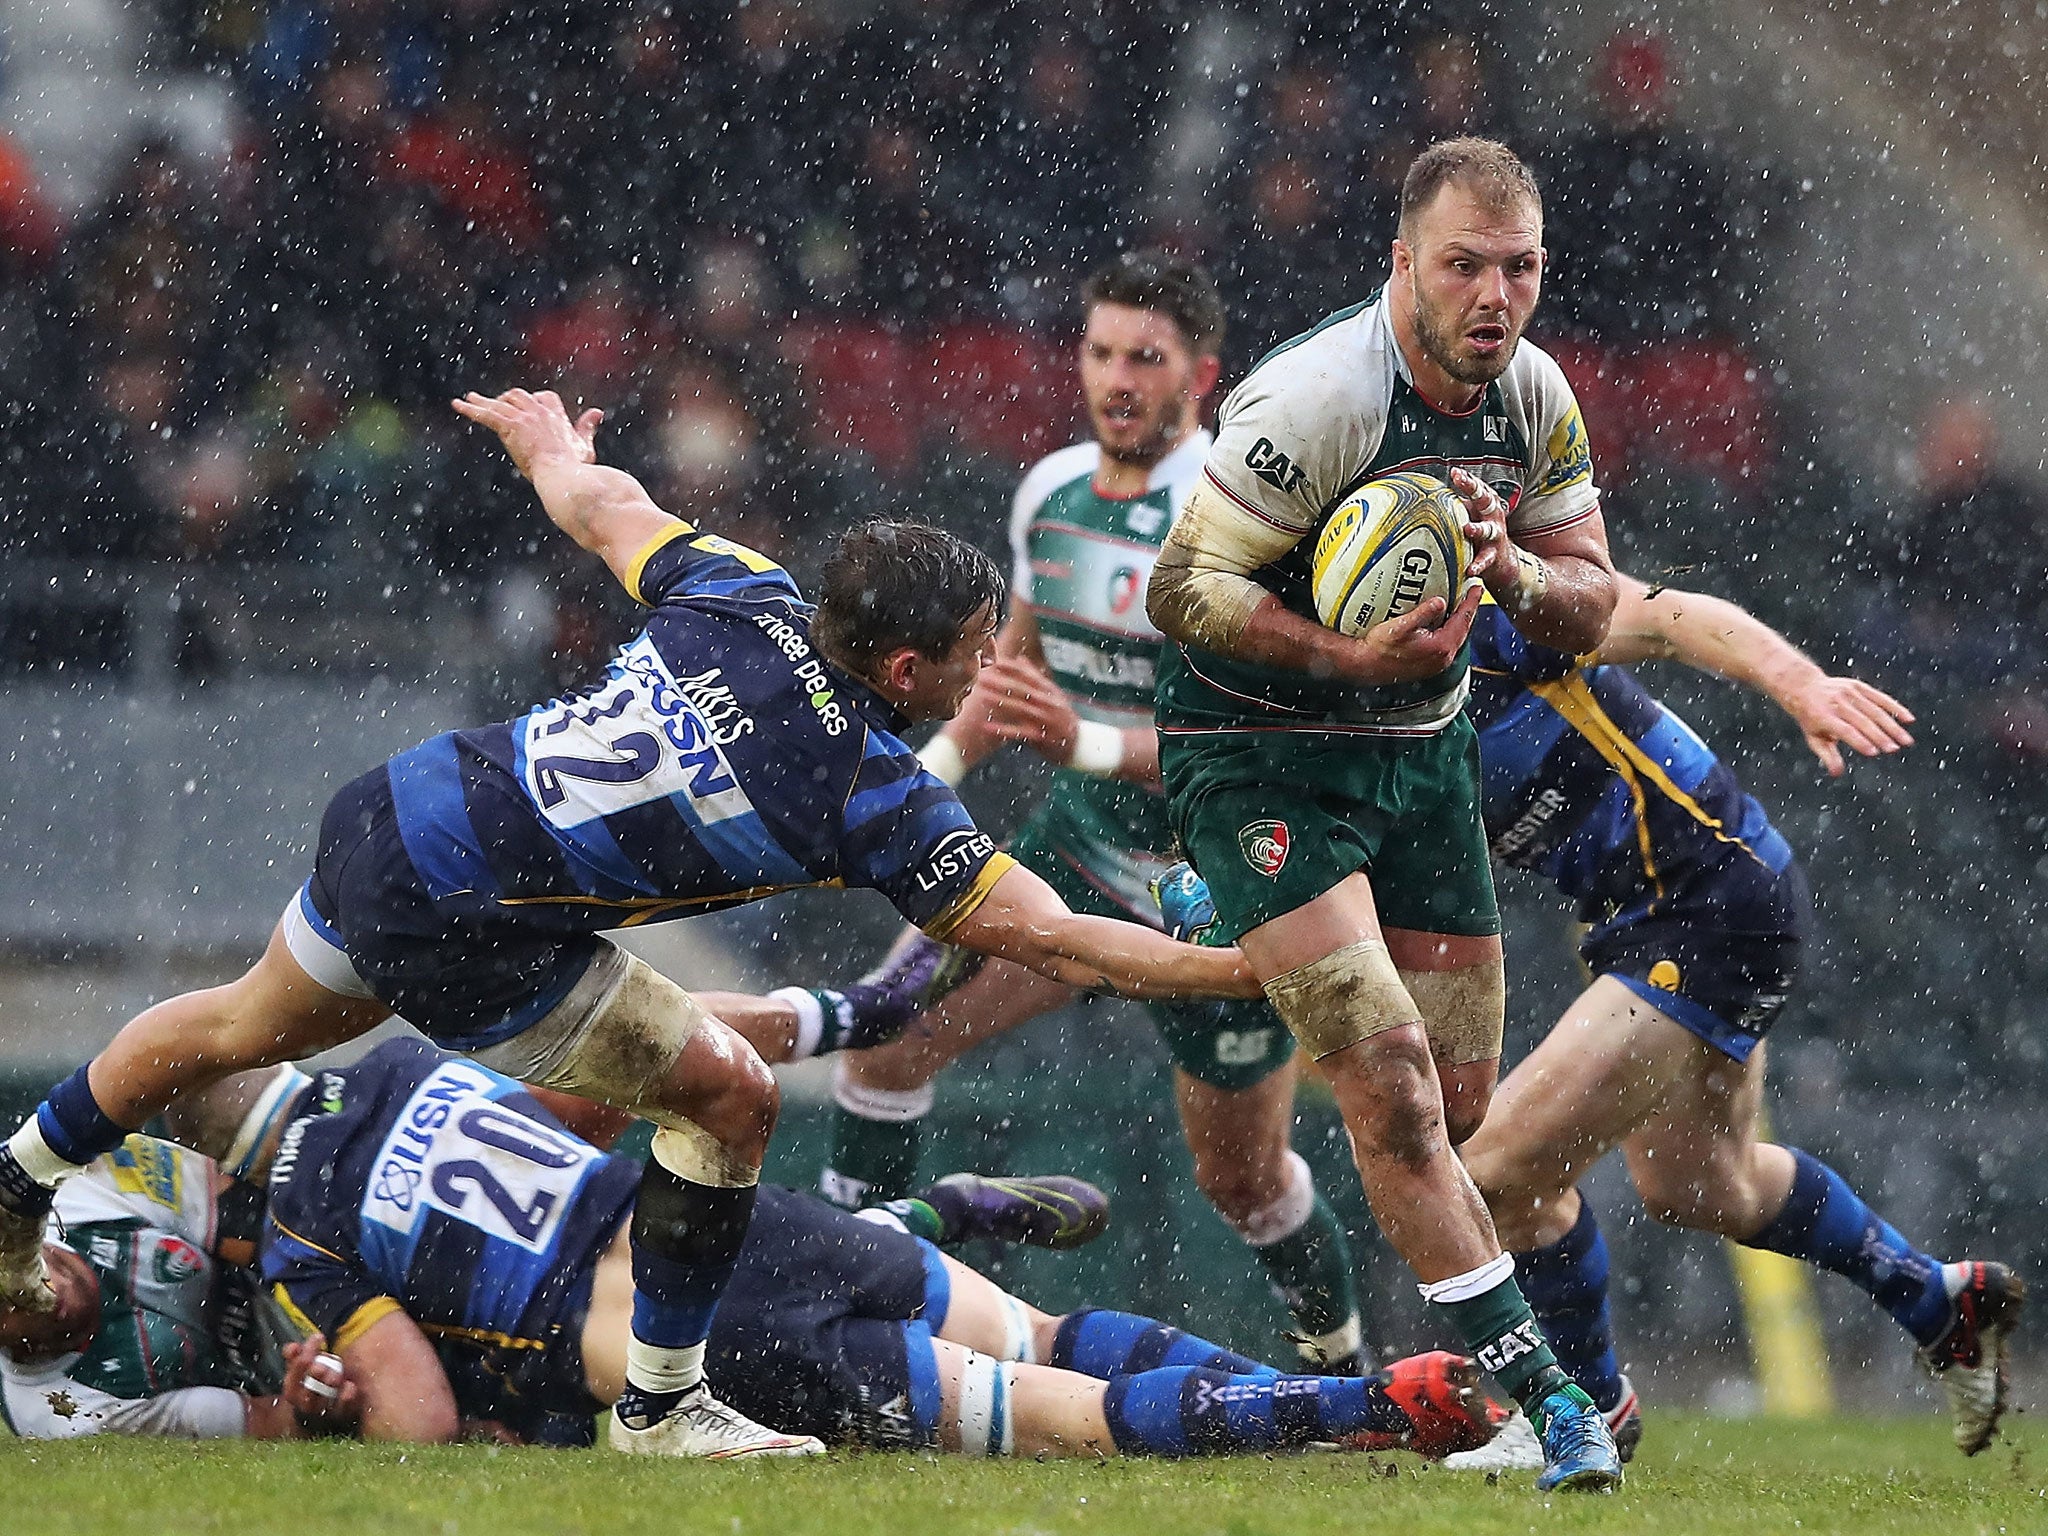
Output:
[0, 0, 2039, 765]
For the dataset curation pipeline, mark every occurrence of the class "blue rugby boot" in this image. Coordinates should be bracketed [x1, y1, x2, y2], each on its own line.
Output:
[1150, 861, 1218, 943]
[1531, 1384, 1624, 1492]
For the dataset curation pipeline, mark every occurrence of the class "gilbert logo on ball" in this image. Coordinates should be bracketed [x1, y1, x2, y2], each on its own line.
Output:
[1239, 819, 1290, 876]
[1310, 471, 1469, 638]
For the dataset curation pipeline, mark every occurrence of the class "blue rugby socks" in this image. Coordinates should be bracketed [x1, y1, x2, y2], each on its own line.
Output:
[618, 1162, 756, 1426]
[1513, 1200, 1627, 1413]
[1101, 1366, 1405, 1455]
[1050, 1308, 1276, 1380]
[1743, 1148, 1949, 1344]
[0, 1066, 134, 1218]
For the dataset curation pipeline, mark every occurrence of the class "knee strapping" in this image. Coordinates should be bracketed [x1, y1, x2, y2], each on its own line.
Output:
[952, 1351, 1018, 1456]
[1227, 1150, 1315, 1248]
[650, 1123, 759, 1190]
[1402, 960, 1506, 1067]
[831, 1058, 936, 1123]
[1262, 940, 1419, 1059]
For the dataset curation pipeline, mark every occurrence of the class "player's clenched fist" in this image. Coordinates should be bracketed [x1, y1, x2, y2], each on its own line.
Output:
[452, 388, 605, 481]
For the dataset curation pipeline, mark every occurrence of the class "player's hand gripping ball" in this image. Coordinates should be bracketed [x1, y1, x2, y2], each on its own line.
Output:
[1311, 471, 1471, 638]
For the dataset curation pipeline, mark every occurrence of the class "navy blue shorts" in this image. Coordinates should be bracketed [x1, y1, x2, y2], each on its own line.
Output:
[302, 767, 599, 1050]
[1579, 856, 1811, 1062]
[707, 1187, 950, 1448]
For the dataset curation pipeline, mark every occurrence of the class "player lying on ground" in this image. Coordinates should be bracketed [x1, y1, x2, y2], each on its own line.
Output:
[826, 250, 1373, 1376]
[0, 1131, 358, 1440]
[1161, 576, 2022, 1461]
[0, 388, 1258, 1461]
[0, 1040, 1498, 1462]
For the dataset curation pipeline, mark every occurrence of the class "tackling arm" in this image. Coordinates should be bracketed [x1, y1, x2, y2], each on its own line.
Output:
[1597, 573, 1915, 775]
[1147, 483, 1478, 684]
[941, 865, 1262, 1000]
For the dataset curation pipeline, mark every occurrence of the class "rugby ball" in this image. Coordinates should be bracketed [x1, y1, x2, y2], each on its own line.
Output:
[1310, 471, 1470, 638]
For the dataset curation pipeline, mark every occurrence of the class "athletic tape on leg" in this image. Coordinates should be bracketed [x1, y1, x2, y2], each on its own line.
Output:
[1418, 1253, 1516, 1304]
[1402, 961, 1506, 1067]
[998, 1291, 1040, 1365]
[954, 1352, 1017, 1456]
[1262, 940, 1420, 1060]
[650, 1123, 759, 1190]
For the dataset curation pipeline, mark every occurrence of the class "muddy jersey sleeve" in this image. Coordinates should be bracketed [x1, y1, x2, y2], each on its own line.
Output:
[840, 730, 1015, 937]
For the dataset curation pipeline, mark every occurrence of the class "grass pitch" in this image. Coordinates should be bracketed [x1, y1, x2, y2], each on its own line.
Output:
[6, 1414, 2042, 1536]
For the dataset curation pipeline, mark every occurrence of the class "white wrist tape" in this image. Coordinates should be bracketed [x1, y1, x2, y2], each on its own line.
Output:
[918, 735, 970, 786]
[1065, 720, 1126, 777]
[770, 986, 826, 1060]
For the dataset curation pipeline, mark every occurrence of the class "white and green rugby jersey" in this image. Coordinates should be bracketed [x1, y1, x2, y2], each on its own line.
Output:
[1007, 429, 1210, 896]
[0, 1136, 246, 1441]
[1157, 288, 1600, 738]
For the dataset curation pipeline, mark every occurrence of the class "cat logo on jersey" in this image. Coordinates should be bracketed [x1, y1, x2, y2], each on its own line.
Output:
[1239, 819, 1290, 877]
[1244, 437, 1309, 496]
[1107, 566, 1141, 616]
[1535, 405, 1593, 496]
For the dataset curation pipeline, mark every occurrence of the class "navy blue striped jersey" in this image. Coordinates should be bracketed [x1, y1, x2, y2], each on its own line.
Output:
[380, 523, 1012, 938]
[261, 1037, 639, 1365]
[1467, 603, 1792, 909]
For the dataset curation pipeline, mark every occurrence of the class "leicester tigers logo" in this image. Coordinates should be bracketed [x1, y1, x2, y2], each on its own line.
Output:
[1239, 819, 1290, 877]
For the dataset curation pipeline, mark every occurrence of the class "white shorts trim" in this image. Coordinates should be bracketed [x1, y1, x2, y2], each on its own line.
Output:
[281, 887, 375, 999]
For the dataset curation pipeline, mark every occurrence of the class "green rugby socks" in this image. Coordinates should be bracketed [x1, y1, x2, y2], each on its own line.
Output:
[1424, 1253, 1583, 1414]
[821, 1065, 931, 1208]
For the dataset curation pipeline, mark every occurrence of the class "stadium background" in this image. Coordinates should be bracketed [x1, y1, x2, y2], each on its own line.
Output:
[0, 0, 2042, 1420]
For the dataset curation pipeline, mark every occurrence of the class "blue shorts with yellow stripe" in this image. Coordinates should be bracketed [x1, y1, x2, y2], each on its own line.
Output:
[1579, 852, 1811, 1062]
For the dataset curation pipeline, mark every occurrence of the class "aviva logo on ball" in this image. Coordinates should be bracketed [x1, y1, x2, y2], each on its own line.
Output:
[1310, 471, 1469, 638]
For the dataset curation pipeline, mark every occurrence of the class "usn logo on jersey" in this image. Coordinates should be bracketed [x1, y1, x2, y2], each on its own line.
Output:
[364, 1061, 593, 1256]
[521, 634, 761, 830]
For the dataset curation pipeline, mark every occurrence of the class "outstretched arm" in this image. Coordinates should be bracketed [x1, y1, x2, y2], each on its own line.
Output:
[452, 388, 680, 591]
[1598, 573, 1915, 775]
[942, 864, 1261, 1001]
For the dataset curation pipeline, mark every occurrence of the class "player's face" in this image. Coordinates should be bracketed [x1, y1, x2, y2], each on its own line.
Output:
[0, 1246, 98, 1360]
[1395, 184, 1544, 391]
[1080, 303, 1207, 466]
[900, 603, 1001, 724]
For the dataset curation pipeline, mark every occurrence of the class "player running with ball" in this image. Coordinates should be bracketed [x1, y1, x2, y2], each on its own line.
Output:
[825, 251, 1374, 1377]
[1145, 137, 1624, 1491]
[0, 388, 1258, 1460]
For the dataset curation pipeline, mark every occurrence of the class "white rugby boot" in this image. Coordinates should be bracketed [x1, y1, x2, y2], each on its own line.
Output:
[609, 1386, 825, 1459]
[1919, 1261, 2026, 1455]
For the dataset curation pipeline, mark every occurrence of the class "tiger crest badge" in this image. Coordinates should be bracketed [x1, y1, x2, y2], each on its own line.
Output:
[1238, 820, 1290, 877]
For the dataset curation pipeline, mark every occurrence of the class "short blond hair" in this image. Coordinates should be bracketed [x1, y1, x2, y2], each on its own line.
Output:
[1398, 137, 1542, 238]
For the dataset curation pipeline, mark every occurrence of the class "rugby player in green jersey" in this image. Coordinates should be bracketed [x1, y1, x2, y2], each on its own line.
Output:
[824, 252, 1376, 1376]
[1145, 138, 1623, 1491]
